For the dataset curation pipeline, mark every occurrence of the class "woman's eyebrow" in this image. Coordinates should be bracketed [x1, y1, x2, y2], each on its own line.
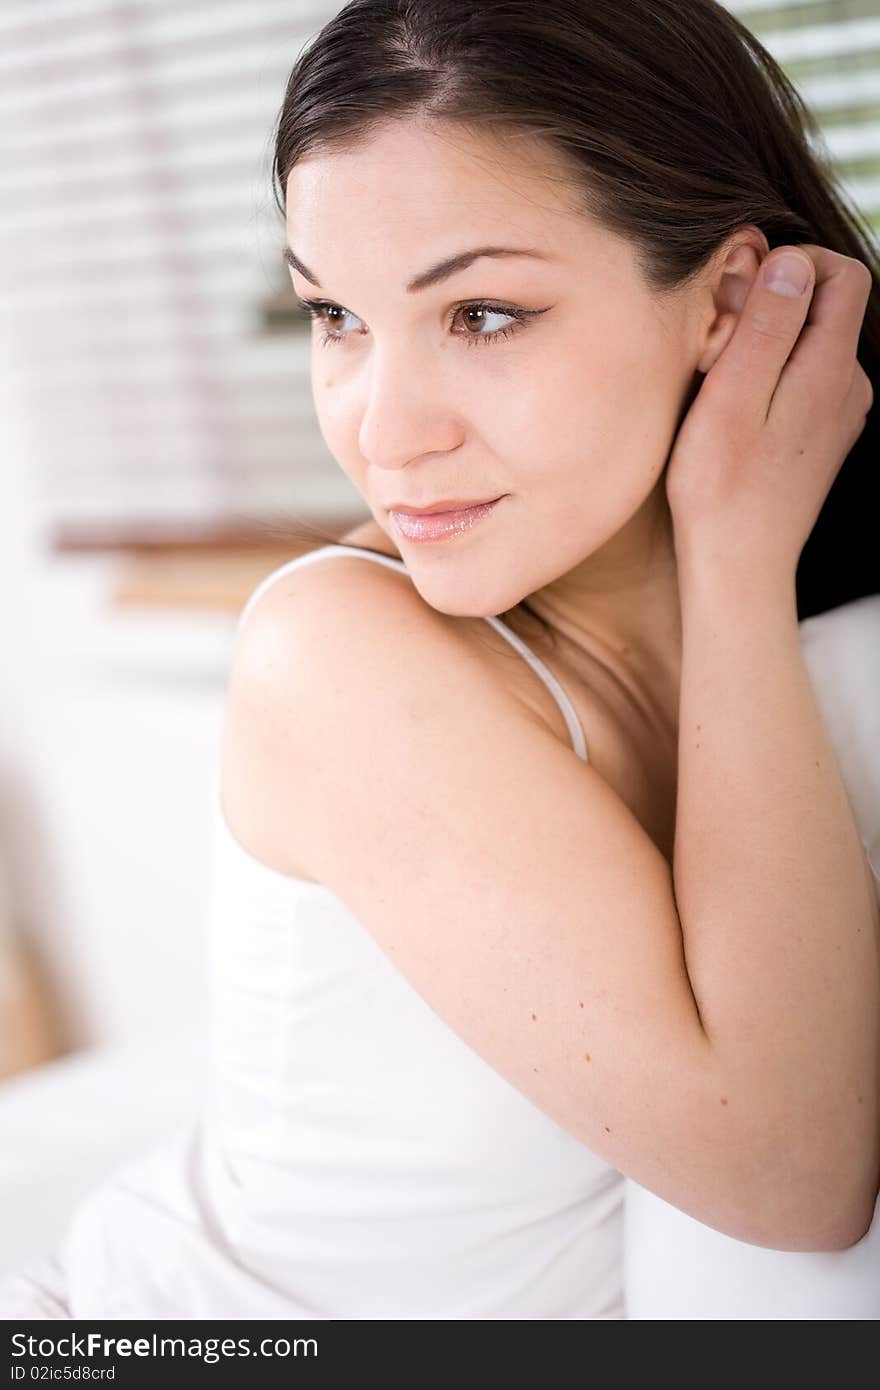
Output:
[282, 244, 555, 293]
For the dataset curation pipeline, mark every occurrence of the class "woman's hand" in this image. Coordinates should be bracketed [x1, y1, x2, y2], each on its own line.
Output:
[665, 243, 875, 584]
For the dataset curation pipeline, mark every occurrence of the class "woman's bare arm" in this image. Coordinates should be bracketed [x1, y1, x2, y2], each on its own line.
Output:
[660, 244, 880, 1247]
[220, 555, 877, 1253]
[671, 549, 880, 1246]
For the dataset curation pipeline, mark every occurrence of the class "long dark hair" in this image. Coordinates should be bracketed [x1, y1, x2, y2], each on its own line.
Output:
[267, 0, 879, 626]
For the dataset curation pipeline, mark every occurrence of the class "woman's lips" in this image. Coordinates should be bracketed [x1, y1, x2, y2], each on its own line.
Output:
[389, 497, 504, 543]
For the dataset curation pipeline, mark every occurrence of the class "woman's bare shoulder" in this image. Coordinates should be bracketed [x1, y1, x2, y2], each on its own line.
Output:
[224, 517, 676, 872]
[219, 525, 505, 880]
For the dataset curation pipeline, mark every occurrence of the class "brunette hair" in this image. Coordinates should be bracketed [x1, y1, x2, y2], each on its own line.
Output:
[265, 0, 879, 625]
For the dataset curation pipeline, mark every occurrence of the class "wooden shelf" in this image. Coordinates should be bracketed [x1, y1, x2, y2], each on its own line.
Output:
[49, 517, 365, 615]
[111, 544, 319, 614]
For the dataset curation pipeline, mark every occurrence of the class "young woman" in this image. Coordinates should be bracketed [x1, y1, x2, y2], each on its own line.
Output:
[1, 0, 878, 1320]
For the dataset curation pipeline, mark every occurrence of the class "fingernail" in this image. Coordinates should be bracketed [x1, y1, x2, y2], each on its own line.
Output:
[763, 251, 812, 297]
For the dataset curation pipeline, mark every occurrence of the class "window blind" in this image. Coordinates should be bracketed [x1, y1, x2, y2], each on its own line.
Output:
[0, 0, 876, 544]
[734, 0, 880, 226]
[1, 0, 348, 541]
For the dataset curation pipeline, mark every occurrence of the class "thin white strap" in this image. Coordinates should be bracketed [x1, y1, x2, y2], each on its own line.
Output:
[481, 615, 589, 763]
[235, 544, 409, 632]
[237, 544, 589, 762]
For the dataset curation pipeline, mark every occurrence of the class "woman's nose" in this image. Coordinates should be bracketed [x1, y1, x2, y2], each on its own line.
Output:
[356, 347, 463, 471]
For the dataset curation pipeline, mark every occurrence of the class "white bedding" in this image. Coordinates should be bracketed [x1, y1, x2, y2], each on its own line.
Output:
[0, 1021, 209, 1277]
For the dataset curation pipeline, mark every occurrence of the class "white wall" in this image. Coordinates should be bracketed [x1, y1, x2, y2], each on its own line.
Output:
[1, 323, 238, 1054]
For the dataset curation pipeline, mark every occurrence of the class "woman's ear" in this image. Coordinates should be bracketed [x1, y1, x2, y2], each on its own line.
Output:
[694, 227, 771, 374]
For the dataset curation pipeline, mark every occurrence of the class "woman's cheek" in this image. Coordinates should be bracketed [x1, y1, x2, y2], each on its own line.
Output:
[311, 388, 360, 482]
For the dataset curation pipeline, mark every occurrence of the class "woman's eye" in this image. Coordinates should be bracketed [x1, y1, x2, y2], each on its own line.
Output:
[451, 304, 526, 346]
[295, 298, 544, 349]
[303, 302, 360, 341]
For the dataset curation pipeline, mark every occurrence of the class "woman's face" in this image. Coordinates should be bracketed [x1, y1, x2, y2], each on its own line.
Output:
[284, 118, 703, 620]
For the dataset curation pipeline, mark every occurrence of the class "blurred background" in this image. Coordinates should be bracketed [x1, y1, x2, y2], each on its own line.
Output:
[0, 0, 878, 1274]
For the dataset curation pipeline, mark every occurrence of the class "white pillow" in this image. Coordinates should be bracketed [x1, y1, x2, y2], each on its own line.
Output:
[623, 593, 880, 1319]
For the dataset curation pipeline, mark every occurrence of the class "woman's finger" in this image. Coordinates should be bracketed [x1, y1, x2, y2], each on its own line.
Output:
[699, 245, 815, 427]
[774, 248, 874, 412]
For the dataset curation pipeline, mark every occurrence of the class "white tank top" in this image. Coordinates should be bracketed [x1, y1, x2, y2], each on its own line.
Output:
[0, 545, 625, 1320]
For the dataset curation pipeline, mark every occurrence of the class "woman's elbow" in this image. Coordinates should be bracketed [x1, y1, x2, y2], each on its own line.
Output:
[818, 1179, 879, 1251]
[775, 1159, 879, 1252]
[721, 1125, 879, 1252]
